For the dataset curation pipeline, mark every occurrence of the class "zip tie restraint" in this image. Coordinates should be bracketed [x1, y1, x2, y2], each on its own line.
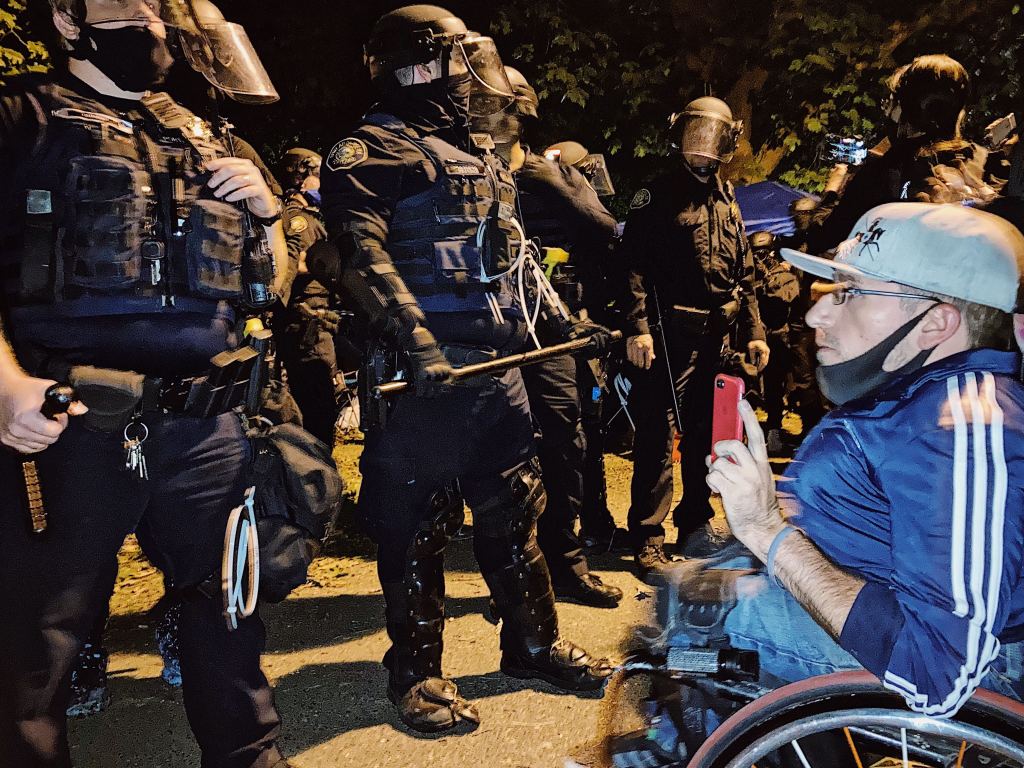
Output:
[222, 486, 260, 631]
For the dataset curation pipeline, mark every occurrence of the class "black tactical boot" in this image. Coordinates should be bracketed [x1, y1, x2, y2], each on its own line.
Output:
[474, 463, 612, 691]
[635, 541, 675, 581]
[381, 485, 479, 733]
[552, 572, 623, 608]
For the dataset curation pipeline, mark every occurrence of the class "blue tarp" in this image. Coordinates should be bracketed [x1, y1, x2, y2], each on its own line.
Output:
[734, 180, 816, 237]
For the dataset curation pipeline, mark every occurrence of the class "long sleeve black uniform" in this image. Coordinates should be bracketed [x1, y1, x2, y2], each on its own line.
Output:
[516, 149, 617, 316]
[618, 164, 765, 344]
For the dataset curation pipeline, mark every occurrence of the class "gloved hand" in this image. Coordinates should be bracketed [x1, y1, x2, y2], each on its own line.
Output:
[403, 326, 454, 398]
[568, 318, 614, 355]
[296, 302, 342, 336]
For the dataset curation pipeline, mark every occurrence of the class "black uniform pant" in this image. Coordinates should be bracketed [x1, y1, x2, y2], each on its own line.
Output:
[522, 354, 588, 581]
[359, 369, 536, 584]
[0, 414, 283, 768]
[627, 334, 722, 546]
[579, 359, 615, 537]
[763, 327, 792, 431]
[276, 275, 340, 447]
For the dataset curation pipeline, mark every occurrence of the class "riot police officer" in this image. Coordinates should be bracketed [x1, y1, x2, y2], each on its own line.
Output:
[317, 4, 612, 734]
[273, 148, 344, 446]
[620, 97, 769, 578]
[473, 67, 623, 607]
[0, 2, 295, 765]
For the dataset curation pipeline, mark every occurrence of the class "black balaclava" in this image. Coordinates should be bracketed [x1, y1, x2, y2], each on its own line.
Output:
[376, 55, 472, 142]
[75, 22, 174, 92]
[816, 311, 934, 406]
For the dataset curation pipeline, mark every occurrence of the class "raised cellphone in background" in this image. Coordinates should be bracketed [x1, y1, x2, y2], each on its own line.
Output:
[711, 374, 745, 462]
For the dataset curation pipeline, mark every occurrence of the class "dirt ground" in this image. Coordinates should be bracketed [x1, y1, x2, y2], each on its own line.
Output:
[69, 434, 672, 768]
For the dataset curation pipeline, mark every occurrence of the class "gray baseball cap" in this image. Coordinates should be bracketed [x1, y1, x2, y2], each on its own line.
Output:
[781, 202, 1024, 312]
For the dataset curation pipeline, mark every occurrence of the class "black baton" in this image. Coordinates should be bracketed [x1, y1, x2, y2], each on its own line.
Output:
[373, 331, 623, 399]
[22, 384, 76, 535]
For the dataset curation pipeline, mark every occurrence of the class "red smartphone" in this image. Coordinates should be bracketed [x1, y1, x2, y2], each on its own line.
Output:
[711, 374, 746, 462]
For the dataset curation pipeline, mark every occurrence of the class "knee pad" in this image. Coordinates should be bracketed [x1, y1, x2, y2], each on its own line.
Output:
[407, 480, 464, 567]
[472, 458, 546, 539]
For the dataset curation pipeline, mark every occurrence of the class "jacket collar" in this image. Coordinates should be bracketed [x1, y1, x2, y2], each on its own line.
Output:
[850, 348, 1022, 409]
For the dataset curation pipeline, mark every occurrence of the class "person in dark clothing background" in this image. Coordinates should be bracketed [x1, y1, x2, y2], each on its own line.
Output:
[473, 66, 624, 608]
[805, 54, 1000, 255]
[273, 148, 346, 447]
[619, 96, 769, 579]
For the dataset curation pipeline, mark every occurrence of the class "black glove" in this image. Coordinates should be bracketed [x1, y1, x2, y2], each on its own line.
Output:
[296, 302, 343, 336]
[403, 326, 454, 398]
[568, 318, 614, 355]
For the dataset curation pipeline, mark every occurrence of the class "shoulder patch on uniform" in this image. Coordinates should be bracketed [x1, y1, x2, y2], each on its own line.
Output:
[326, 138, 368, 171]
[288, 214, 309, 234]
[630, 188, 652, 209]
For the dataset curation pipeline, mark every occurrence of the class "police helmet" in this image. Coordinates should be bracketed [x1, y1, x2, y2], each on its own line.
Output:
[671, 96, 743, 166]
[364, 5, 468, 74]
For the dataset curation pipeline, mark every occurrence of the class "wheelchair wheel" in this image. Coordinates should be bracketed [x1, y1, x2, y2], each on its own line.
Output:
[688, 671, 1024, 768]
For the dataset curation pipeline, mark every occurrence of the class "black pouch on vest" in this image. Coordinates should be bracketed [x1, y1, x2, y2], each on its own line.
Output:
[63, 156, 147, 292]
[185, 199, 245, 298]
[246, 422, 343, 602]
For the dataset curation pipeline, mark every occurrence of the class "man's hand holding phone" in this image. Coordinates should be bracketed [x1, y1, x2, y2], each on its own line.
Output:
[707, 395, 785, 562]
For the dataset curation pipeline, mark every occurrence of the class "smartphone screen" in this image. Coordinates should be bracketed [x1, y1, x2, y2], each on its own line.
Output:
[711, 374, 746, 462]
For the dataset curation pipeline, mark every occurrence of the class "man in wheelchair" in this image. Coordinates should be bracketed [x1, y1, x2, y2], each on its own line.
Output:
[613, 203, 1024, 767]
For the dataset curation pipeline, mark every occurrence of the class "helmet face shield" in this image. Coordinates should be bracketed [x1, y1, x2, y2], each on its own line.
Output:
[578, 154, 616, 197]
[677, 110, 743, 164]
[161, 0, 279, 104]
[457, 35, 514, 117]
[182, 21, 278, 104]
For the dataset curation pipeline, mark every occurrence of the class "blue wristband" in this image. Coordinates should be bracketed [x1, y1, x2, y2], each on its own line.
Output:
[766, 524, 800, 589]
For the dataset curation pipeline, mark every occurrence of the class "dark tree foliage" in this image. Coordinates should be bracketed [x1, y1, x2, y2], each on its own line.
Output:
[6, 0, 1022, 213]
[1, 0, 50, 83]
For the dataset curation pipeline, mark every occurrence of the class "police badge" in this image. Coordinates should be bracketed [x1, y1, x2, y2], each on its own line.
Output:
[326, 138, 368, 171]
[630, 188, 652, 210]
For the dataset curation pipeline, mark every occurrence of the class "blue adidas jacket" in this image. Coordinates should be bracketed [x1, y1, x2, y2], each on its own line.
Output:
[786, 349, 1024, 717]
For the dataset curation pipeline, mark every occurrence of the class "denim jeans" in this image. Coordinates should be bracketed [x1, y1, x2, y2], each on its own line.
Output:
[723, 571, 1024, 703]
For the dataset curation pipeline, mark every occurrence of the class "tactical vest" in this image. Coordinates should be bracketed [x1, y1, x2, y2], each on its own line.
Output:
[365, 113, 521, 315]
[1, 82, 252, 319]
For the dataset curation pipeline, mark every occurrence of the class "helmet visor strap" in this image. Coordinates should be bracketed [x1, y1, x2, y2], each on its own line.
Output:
[457, 36, 515, 117]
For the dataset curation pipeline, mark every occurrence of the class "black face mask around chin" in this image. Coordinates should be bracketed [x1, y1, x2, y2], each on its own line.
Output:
[443, 72, 473, 124]
[816, 311, 934, 406]
[378, 73, 472, 131]
[77, 24, 174, 93]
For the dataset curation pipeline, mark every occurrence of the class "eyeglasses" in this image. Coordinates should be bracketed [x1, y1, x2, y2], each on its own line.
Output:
[812, 281, 942, 306]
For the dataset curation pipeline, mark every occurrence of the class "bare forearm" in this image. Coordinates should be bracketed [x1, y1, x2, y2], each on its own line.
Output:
[772, 530, 866, 639]
[0, 326, 25, 384]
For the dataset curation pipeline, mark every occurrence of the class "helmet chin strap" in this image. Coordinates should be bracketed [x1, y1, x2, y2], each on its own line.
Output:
[683, 156, 718, 179]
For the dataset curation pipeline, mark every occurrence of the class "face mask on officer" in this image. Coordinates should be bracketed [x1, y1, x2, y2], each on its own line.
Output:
[388, 33, 512, 125]
[63, 0, 174, 92]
